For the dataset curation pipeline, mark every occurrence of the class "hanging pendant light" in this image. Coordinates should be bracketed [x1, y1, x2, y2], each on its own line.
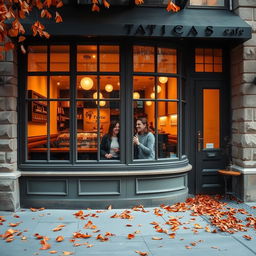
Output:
[150, 92, 155, 99]
[80, 77, 94, 90]
[105, 84, 113, 92]
[158, 77, 168, 84]
[153, 85, 162, 93]
[93, 92, 103, 99]
[133, 92, 140, 99]
[146, 101, 152, 106]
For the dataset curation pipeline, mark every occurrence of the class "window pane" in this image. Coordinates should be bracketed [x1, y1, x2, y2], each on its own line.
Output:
[190, 0, 225, 6]
[50, 45, 70, 71]
[158, 102, 178, 158]
[100, 76, 120, 98]
[133, 46, 154, 72]
[50, 76, 70, 99]
[133, 76, 155, 99]
[133, 101, 155, 160]
[27, 101, 48, 160]
[77, 45, 97, 72]
[27, 76, 47, 98]
[157, 77, 177, 100]
[28, 46, 47, 72]
[100, 45, 119, 72]
[78, 102, 98, 160]
[100, 102, 120, 160]
[157, 48, 177, 74]
[203, 89, 220, 149]
[50, 101, 70, 160]
[77, 75, 97, 98]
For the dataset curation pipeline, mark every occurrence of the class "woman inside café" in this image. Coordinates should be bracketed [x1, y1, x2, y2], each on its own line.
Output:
[100, 120, 120, 160]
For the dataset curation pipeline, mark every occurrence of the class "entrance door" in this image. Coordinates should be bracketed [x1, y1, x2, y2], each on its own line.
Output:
[194, 79, 230, 194]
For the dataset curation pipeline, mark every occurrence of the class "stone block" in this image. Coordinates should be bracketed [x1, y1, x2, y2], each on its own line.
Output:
[0, 139, 17, 151]
[233, 0, 256, 8]
[6, 97, 17, 111]
[241, 134, 256, 147]
[243, 60, 256, 72]
[241, 95, 256, 107]
[242, 73, 256, 83]
[237, 147, 252, 160]
[0, 192, 19, 211]
[245, 21, 256, 32]
[6, 152, 17, 163]
[0, 85, 18, 97]
[0, 124, 17, 138]
[253, 149, 256, 160]
[0, 62, 16, 77]
[245, 121, 256, 132]
[243, 47, 256, 59]
[0, 152, 5, 163]
[234, 158, 256, 168]
[0, 98, 5, 111]
[0, 180, 14, 191]
[231, 95, 243, 109]
[232, 108, 253, 121]
[232, 121, 239, 133]
[1, 76, 18, 87]
[243, 33, 256, 47]
[238, 7, 253, 20]
[240, 83, 256, 95]
[232, 145, 239, 158]
[0, 111, 17, 124]
[0, 163, 17, 172]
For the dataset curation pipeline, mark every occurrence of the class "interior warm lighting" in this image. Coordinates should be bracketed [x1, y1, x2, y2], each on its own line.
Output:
[92, 54, 96, 59]
[150, 92, 155, 99]
[96, 101, 106, 106]
[93, 92, 103, 99]
[159, 77, 168, 84]
[159, 116, 167, 126]
[133, 92, 140, 99]
[57, 81, 60, 86]
[170, 114, 177, 126]
[80, 77, 94, 90]
[105, 84, 113, 92]
[153, 85, 162, 93]
[145, 101, 152, 106]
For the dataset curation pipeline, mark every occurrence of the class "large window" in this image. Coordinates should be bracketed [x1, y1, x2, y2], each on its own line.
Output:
[189, 0, 225, 7]
[24, 43, 180, 165]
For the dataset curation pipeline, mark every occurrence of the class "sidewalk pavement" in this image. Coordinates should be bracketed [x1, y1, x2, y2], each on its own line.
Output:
[0, 196, 255, 256]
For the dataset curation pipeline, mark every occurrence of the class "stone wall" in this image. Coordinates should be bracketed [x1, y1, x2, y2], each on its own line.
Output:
[231, 0, 256, 201]
[0, 47, 20, 211]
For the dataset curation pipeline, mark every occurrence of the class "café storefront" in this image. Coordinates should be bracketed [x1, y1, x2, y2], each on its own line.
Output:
[16, 1, 252, 209]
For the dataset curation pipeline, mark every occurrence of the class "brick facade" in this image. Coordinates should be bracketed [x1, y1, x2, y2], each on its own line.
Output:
[231, 0, 256, 201]
[0, 47, 20, 211]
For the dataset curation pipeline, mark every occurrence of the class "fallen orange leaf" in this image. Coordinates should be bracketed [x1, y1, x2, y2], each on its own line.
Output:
[243, 235, 252, 240]
[62, 251, 74, 255]
[49, 251, 58, 254]
[152, 236, 163, 240]
[52, 224, 65, 232]
[127, 233, 135, 239]
[40, 237, 51, 250]
[56, 236, 64, 242]
[135, 250, 148, 256]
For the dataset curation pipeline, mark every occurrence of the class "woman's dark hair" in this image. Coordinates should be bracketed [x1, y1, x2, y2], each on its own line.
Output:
[136, 117, 149, 134]
[108, 120, 120, 136]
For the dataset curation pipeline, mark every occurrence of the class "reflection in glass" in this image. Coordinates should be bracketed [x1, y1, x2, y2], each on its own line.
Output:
[27, 101, 48, 160]
[157, 48, 177, 74]
[77, 45, 97, 72]
[50, 45, 70, 71]
[100, 45, 119, 72]
[50, 101, 70, 160]
[133, 46, 154, 72]
[28, 46, 47, 72]
[50, 76, 70, 99]
[100, 76, 120, 98]
[77, 76, 97, 98]
[27, 76, 47, 98]
[100, 103, 120, 160]
[158, 102, 178, 158]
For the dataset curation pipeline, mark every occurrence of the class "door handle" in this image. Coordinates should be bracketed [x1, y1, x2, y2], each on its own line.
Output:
[197, 130, 204, 152]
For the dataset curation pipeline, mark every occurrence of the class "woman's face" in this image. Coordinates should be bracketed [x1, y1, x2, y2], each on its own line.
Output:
[112, 123, 120, 136]
[136, 120, 146, 134]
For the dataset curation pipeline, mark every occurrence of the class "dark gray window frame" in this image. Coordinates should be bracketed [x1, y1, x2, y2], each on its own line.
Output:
[187, 0, 229, 10]
[18, 38, 188, 172]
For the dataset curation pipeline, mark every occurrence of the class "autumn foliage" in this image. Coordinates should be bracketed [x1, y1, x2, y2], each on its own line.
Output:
[0, 0, 180, 54]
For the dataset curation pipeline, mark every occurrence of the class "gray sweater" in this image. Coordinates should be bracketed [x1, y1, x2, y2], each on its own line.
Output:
[137, 132, 155, 159]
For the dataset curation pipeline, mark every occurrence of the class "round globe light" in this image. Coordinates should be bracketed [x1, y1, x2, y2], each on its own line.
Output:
[105, 84, 113, 92]
[96, 101, 106, 107]
[158, 77, 168, 84]
[153, 85, 162, 93]
[150, 92, 155, 99]
[145, 101, 152, 106]
[80, 77, 94, 90]
[133, 92, 140, 99]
